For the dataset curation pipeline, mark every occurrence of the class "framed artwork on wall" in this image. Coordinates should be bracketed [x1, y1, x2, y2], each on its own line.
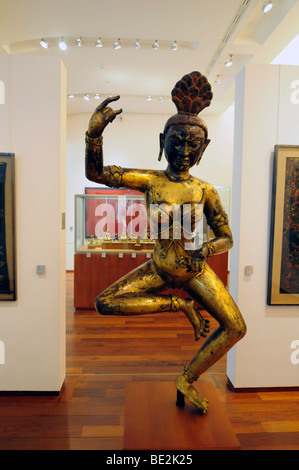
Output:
[267, 145, 299, 305]
[0, 153, 16, 301]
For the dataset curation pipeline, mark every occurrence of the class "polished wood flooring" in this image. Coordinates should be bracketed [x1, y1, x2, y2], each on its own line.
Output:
[0, 272, 299, 450]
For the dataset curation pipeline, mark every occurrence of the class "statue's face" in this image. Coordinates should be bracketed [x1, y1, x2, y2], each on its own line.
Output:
[163, 124, 207, 172]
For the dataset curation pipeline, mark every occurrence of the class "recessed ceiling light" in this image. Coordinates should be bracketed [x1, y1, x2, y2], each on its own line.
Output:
[215, 75, 221, 84]
[225, 55, 233, 67]
[133, 39, 141, 49]
[171, 41, 178, 51]
[146, 96, 152, 101]
[159, 96, 164, 102]
[40, 38, 49, 49]
[68, 94, 75, 99]
[84, 94, 90, 101]
[95, 37, 103, 47]
[59, 37, 67, 51]
[113, 39, 122, 50]
[262, 1, 273, 13]
[152, 40, 159, 50]
[94, 93, 101, 100]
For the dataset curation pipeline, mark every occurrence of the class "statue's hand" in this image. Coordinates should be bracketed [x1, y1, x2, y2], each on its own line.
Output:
[190, 244, 209, 272]
[193, 244, 209, 260]
[88, 95, 122, 138]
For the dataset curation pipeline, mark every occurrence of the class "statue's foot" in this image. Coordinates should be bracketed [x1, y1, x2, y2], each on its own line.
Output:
[183, 300, 210, 341]
[175, 374, 209, 414]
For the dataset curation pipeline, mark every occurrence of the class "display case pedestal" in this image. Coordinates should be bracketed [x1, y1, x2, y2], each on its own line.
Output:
[123, 381, 240, 450]
[74, 251, 228, 310]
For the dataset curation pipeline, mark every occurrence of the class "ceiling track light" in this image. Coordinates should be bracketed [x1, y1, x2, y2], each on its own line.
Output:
[40, 38, 49, 49]
[113, 38, 122, 50]
[75, 37, 83, 47]
[225, 54, 233, 67]
[262, 1, 273, 13]
[67, 93, 169, 102]
[215, 75, 221, 84]
[171, 41, 178, 51]
[95, 37, 103, 47]
[152, 40, 159, 50]
[41, 36, 184, 52]
[59, 37, 67, 51]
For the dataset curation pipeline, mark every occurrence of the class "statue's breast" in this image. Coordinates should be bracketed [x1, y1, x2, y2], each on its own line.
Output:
[146, 181, 205, 239]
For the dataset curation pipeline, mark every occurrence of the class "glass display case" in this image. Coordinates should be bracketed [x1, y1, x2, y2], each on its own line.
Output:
[74, 187, 231, 254]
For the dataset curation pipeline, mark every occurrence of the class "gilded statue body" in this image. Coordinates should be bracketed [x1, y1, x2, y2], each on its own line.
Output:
[85, 72, 246, 413]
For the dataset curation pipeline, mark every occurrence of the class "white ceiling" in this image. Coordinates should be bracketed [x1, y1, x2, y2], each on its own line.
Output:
[0, 0, 298, 116]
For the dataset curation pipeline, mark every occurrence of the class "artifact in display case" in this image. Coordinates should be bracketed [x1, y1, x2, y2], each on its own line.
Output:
[75, 191, 156, 253]
[84, 71, 246, 414]
[87, 235, 97, 249]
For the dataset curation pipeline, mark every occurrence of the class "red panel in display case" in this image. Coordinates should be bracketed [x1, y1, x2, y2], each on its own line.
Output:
[84, 187, 147, 239]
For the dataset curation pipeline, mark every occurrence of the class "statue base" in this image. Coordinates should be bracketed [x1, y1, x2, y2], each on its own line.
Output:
[123, 381, 240, 450]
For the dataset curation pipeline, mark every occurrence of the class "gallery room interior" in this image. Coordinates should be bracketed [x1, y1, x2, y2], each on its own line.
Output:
[0, 0, 299, 450]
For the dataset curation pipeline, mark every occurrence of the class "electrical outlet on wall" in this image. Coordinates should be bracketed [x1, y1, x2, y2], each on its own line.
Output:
[36, 265, 46, 275]
[244, 265, 254, 276]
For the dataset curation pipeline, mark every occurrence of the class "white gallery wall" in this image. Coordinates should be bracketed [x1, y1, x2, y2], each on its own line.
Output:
[0, 55, 66, 391]
[66, 104, 235, 269]
[228, 63, 299, 388]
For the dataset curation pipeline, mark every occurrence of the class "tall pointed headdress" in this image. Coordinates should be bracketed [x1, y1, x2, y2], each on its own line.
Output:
[171, 71, 213, 116]
[159, 71, 213, 162]
[163, 71, 213, 136]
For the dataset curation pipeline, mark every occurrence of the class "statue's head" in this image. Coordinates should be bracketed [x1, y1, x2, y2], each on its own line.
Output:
[159, 71, 212, 169]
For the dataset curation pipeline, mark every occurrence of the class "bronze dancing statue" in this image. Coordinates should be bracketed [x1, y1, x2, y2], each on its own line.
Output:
[85, 71, 246, 413]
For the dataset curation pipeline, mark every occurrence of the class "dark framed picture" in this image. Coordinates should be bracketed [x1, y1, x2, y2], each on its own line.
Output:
[0, 153, 16, 301]
[267, 145, 299, 305]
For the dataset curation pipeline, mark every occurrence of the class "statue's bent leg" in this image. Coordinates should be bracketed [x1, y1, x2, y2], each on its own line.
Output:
[175, 263, 247, 412]
[95, 260, 165, 314]
[95, 260, 206, 339]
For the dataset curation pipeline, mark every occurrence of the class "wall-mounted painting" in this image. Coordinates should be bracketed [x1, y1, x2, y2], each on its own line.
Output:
[267, 145, 299, 305]
[0, 153, 16, 301]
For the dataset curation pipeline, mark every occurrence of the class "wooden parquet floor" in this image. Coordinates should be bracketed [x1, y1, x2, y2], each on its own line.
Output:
[0, 272, 299, 450]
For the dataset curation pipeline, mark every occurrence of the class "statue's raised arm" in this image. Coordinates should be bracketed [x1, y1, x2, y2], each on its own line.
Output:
[85, 95, 121, 183]
[85, 95, 151, 191]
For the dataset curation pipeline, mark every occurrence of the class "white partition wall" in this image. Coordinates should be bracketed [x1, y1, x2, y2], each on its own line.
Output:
[0, 55, 66, 392]
[227, 63, 299, 389]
